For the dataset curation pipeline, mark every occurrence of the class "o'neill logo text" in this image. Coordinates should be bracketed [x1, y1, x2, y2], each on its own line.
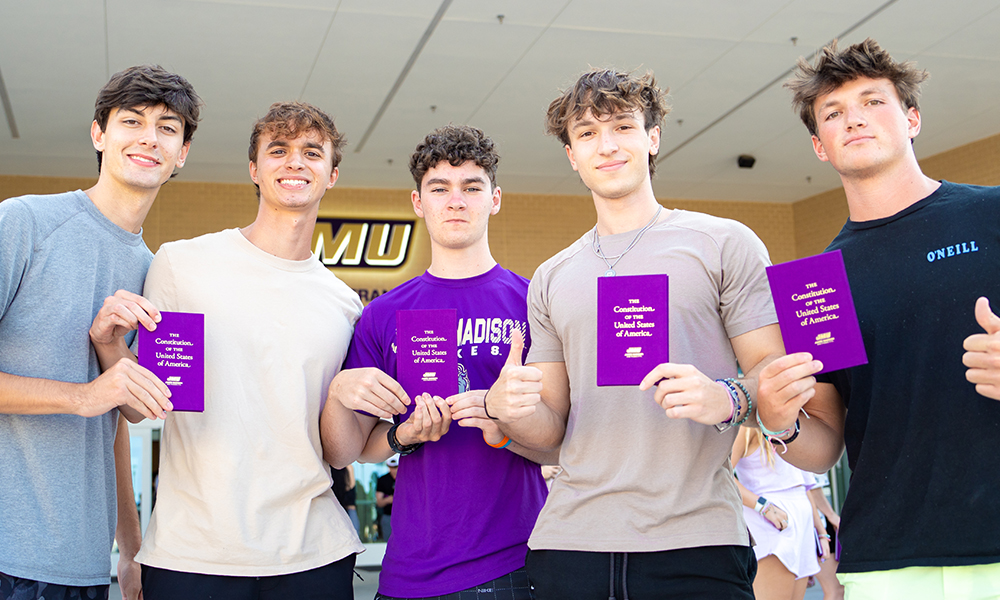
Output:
[313, 218, 414, 269]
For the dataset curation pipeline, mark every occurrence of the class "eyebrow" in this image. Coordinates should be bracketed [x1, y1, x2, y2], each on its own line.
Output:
[570, 112, 638, 131]
[265, 140, 325, 153]
[121, 106, 183, 123]
[424, 176, 487, 187]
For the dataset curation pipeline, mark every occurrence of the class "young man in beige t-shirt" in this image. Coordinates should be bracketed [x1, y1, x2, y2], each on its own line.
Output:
[486, 68, 784, 599]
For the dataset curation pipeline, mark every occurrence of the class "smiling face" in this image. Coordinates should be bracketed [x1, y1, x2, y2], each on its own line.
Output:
[91, 105, 190, 192]
[411, 160, 500, 252]
[564, 109, 660, 202]
[249, 128, 338, 212]
[811, 76, 920, 180]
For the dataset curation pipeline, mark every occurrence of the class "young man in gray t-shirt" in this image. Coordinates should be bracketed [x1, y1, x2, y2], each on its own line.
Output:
[0, 66, 200, 600]
[485, 68, 783, 599]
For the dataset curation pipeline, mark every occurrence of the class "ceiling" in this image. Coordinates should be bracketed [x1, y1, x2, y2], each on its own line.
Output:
[1, 0, 999, 203]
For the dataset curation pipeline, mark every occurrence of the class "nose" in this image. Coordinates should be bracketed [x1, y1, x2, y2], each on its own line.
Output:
[598, 131, 619, 155]
[285, 149, 305, 169]
[447, 189, 467, 209]
[137, 122, 158, 148]
[845, 104, 866, 130]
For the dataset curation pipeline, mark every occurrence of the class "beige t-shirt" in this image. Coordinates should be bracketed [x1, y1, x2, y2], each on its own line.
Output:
[526, 209, 777, 553]
[135, 229, 365, 576]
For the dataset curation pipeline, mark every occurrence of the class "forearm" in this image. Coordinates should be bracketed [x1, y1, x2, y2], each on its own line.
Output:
[0, 371, 87, 416]
[113, 414, 142, 559]
[320, 400, 374, 468]
[93, 337, 136, 373]
[734, 477, 760, 510]
[359, 420, 396, 464]
[504, 441, 560, 465]
[497, 401, 566, 452]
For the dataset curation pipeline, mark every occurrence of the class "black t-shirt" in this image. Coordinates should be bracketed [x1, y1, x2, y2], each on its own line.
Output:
[330, 467, 356, 508]
[818, 181, 1000, 572]
[377, 473, 395, 516]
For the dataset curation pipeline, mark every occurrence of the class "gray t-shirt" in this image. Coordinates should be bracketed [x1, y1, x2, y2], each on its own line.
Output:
[526, 209, 777, 553]
[0, 190, 153, 585]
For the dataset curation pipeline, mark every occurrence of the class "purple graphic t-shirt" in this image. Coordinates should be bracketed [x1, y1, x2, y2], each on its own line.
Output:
[344, 265, 547, 597]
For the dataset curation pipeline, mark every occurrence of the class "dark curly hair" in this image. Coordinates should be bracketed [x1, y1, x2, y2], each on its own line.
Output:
[409, 125, 499, 191]
[545, 68, 670, 177]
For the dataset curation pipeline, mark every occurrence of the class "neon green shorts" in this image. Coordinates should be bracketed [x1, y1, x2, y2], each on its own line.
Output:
[839, 563, 1000, 600]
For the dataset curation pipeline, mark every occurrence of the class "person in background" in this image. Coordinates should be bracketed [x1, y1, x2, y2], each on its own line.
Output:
[375, 456, 397, 542]
[332, 465, 361, 536]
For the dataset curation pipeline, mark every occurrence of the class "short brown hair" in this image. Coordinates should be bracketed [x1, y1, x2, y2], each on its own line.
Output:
[93, 65, 202, 173]
[545, 68, 670, 177]
[248, 102, 345, 198]
[786, 38, 929, 137]
[409, 125, 499, 190]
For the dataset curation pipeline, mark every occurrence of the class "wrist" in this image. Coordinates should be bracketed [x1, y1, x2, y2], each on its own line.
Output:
[387, 422, 423, 456]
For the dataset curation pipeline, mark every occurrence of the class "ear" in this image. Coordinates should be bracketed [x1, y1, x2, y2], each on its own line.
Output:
[811, 135, 830, 163]
[565, 144, 579, 172]
[91, 120, 105, 152]
[490, 186, 502, 215]
[327, 167, 339, 189]
[249, 160, 258, 184]
[175, 141, 191, 169]
[411, 190, 424, 218]
[648, 125, 661, 156]
[906, 106, 921, 140]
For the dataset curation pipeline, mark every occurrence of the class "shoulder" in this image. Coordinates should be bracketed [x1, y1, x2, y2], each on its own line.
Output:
[0, 191, 85, 237]
[937, 181, 1000, 205]
[665, 210, 766, 250]
[531, 230, 591, 286]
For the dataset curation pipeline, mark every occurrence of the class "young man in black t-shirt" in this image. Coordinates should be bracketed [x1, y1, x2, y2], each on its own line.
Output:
[757, 39, 1000, 599]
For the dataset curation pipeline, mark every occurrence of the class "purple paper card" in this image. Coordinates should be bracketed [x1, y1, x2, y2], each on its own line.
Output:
[138, 311, 205, 412]
[597, 274, 669, 386]
[766, 250, 867, 374]
[396, 309, 458, 410]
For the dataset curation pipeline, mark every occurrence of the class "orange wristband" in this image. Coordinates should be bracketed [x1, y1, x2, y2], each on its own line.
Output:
[485, 434, 511, 449]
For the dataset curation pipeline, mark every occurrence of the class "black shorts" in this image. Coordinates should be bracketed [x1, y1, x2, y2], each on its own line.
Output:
[141, 554, 356, 600]
[374, 567, 534, 600]
[0, 572, 109, 600]
[526, 545, 756, 600]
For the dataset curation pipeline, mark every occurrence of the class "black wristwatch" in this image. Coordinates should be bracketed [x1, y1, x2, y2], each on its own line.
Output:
[387, 422, 423, 456]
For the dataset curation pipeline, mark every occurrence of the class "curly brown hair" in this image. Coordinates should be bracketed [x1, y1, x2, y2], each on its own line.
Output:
[785, 38, 929, 137]
[409, 125, 499, 190]
[248, 102, 345, 198]
[545, 68, 670, 177]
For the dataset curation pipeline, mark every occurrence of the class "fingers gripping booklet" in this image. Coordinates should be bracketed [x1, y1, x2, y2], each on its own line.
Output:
[138, 311, 205, 412]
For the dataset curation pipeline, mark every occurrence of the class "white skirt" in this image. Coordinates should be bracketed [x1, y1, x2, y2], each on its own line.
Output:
[743, 486, 821, 579]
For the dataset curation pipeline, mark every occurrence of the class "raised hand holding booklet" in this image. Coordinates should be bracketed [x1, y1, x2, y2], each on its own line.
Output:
[396, 309, 458, 414]
[138, 311, 205, 412]
[597, 274, 669, 386]
[766, 250, 867, 374]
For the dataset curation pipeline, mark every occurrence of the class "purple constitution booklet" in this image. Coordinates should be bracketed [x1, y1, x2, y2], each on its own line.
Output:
[597, 274, 669, 386]
[396, 309, 458, 405]
[766, 250, 867, 374]
[137, 311, 205, 412]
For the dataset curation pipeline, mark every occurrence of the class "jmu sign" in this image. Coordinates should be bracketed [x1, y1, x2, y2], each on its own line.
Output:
[312, 218, 414, 269]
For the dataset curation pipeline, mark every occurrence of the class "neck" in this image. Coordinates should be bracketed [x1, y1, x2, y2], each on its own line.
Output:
[426, 238, 497, 279]
[84, 177, 160, 234]
[241, 201, 319, 261]
[593, 185, 665, 235]
[841, 158, 940, 222]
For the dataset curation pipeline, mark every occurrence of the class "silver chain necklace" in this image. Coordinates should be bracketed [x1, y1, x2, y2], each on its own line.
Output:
[592, 205, 663, 277]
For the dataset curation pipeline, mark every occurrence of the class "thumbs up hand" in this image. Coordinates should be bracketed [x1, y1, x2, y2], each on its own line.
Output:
[483, 328, 544, 422]
[963, 297, 1000, 400]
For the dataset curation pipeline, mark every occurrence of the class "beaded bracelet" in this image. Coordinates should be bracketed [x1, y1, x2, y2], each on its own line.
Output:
[724, 377, 753, 427]
[713, 379, 741, 433]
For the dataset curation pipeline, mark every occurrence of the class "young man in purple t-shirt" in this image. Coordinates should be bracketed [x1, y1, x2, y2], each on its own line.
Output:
[320, 125, 550, 599]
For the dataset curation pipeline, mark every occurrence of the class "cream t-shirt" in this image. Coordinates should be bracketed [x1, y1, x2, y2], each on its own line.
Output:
[135, 229, 364, 575]
[526, 209, 777, 553]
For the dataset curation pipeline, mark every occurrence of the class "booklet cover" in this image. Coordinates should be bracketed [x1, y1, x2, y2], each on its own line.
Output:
[766, 250, 867, 374]
[138, 311, 205, 412]
[396, 309, 458, 416]
[597, 274, 669, 386]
